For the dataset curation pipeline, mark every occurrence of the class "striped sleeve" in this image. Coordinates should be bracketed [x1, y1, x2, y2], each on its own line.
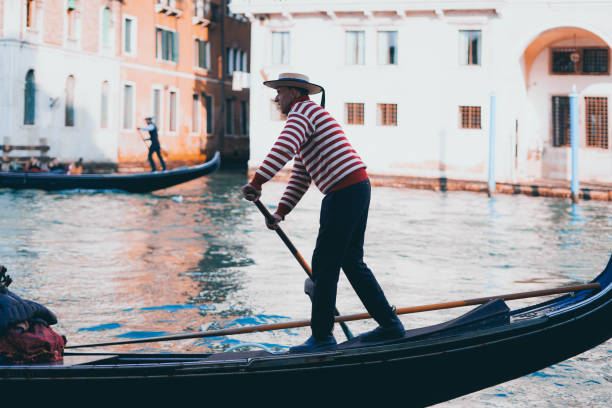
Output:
[276, 156, 312, 218]
[250, 113, 309, 189]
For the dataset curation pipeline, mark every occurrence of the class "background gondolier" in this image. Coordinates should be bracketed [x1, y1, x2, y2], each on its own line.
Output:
[138, 116, 166, 172]
[241, 73, 405, 353]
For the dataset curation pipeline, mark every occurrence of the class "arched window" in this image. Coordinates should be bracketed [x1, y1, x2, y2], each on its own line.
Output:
[24, 70, 36, 125]
[65, 75, 75, 127]
[101, 81, 109, 128]
[101, 7, 111, 47]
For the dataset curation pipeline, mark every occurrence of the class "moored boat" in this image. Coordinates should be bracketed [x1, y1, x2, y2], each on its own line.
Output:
[0, 253, 610, 405]
[0, 151, 220, 193]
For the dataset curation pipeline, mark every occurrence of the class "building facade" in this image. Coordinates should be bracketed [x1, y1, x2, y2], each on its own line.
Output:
[0, 0, 250, 168]
[231, 0, 612, 184]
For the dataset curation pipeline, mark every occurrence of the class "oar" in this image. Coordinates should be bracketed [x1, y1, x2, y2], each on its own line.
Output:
[66, 282, 599, 349]
[253, 199, 354, 340]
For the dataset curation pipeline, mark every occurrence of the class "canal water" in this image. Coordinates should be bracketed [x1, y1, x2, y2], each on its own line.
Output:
[0, 170, 610, 406]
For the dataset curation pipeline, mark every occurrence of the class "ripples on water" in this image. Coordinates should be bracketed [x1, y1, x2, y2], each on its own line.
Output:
[0, 171, 610, 406]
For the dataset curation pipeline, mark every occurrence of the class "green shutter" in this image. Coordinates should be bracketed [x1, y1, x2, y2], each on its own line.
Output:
[67, 0, 77, 10]
[102, 8, 111, 46]
[172, 31, 179, 62]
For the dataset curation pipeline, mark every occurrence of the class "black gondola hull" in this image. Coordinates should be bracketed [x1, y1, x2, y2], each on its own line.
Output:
[1, 254, 610, 406]
[0, 152, 220, 193]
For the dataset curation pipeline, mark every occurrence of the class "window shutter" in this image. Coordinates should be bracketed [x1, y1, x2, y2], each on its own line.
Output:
[172, 32, 179, 62]
[67, 0, 77, 10]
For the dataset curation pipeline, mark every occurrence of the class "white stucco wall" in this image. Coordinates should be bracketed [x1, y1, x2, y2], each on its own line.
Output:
[233, 0, 612, 184]
[0, 40, 120, 162]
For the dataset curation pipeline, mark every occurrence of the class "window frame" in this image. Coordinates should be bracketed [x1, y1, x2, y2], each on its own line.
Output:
[156, 25, 179, 63]
[458, 105, 482, 129]
[150, 85, 164, 133]
[271, 31, 290, 65]
[121, 81, 136, 131]
[65, 75, 76, 127]
[377, 103, 397, 127]
[458, 29, 482, 66]
[203, 93, 214, 135]
[346, 30, 366, 65]
[100, 80, 110, 129]
[24, 69, 36, 126]
[194, 38, 210, 70]
[167, 88, 180, 134]
[345, 102, 365, 125]
[192, 93, 201, 135]
[584, 96, 609, 149]
[550, 47, 610, 75]
[122, 15, 138, 57]
[377, 30, 398, 65]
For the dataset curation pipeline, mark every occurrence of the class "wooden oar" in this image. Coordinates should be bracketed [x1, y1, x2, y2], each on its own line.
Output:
[253, 199, 354, 340]
[66, 282, 599, 349]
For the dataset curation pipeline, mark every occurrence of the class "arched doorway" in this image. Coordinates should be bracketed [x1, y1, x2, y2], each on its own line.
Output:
[519, 26, 611, 182]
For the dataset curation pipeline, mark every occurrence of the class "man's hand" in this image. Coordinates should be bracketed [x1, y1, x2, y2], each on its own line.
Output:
[265, 213, 283, 230]
[241, 183, 261, 202]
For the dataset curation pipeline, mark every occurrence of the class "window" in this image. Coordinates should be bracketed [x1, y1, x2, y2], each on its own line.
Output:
[195, 39, 209, 69]
[152, 87, 162, 129]
[123, 17, 137, 55]
[192, 94, 200, 133]
[26, 0, 35, 28]
[378, 31, 397, 65]
[552, 47, 609, 75]
[203, 93, 213, 134]
[65, 75, 75, 127]
[101, 81, 109, 128]
[272, 31, 290, 65]
[101, 7, 111, 47]
[24, 70, 36, 125]
[156, 27, 178, 62]
[377, 104, 397, 126]
[122, 83, 134, 129]
[459, 106, 481, 129]
[346, 31, 365, 65]
[345, 103, 364, 125]
[585, 97, 608, 149]
[226, 99, 234, 134]
[552, 96, 570, 147]
[241, 100, 248, 135]
[459, 30, 481, 65]
[226, 48, 233, 74]
[168, 90, 178, 132]
[240, 50, 247, 72]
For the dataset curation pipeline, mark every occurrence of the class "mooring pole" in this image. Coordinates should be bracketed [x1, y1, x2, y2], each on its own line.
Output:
[569, 85, 579, 204]
[487, 92, 496, 197]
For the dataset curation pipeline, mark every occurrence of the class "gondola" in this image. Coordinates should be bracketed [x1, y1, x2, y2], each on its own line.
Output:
[0, 151, 220, 193]
[1, 254, 610, 406]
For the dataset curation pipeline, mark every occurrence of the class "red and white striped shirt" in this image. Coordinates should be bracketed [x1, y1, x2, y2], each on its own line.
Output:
[250, 96, 367, 217]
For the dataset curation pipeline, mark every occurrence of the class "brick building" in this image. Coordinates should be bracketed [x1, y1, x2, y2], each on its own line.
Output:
[0, 0, 250, 170]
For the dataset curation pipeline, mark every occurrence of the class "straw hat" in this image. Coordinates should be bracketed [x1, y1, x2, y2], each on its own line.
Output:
[263, 73, 323, 95]
[264, 73, 326, 107]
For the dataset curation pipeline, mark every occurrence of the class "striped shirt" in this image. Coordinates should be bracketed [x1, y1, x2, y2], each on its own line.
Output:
[250, 97, 367, 217]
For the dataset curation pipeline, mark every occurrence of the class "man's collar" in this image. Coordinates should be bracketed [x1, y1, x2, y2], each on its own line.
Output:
[289, 95, 311, 113]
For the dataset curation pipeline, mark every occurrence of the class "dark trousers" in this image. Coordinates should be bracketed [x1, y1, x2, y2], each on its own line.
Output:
[148, 144, 166, 171]
[310, 178, 397, 339]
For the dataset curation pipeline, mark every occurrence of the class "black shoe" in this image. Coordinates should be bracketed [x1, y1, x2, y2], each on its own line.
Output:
[289, 335, 337, 353]
[359, 321, 405, 343]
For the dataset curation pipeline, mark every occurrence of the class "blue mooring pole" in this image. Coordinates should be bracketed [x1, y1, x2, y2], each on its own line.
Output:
[487, 92, 496, 197]
[570, 86, 579, 203]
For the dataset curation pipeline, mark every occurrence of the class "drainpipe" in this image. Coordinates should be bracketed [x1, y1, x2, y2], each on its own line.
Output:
[487, 92, 496, 197]
[570, 85, 579, 203]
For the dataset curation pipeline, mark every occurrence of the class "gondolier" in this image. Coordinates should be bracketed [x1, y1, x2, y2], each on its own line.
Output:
[241, 73, 405, 352]
[138, 116, 166, 172]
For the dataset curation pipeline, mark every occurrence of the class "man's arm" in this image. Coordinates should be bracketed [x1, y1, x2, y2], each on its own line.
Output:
[275, 157, 312, 219]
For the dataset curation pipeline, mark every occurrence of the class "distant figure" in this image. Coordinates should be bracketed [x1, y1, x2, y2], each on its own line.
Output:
[48, 158, 67, 174]
[1, 156, 10, 172]
[138, 116, 166, 172]
[25, 157, 43, 173]
[68, 158, 83, 175]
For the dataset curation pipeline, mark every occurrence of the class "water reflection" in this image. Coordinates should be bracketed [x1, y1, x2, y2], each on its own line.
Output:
[0, 170, 610, 406]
